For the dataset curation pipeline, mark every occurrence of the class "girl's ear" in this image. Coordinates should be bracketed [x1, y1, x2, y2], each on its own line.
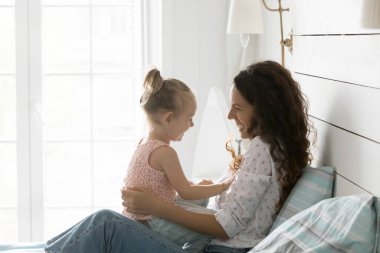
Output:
[162, 111, 174, 125]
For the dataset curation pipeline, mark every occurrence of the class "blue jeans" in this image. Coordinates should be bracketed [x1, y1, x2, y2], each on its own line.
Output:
[145, 198, 213, 253]
[203, 245, 251, 253]
[147, 218, 211, 253]
[45, 209, 185, 253]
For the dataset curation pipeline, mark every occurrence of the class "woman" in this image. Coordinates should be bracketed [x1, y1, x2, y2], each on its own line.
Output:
[45, 60, 313, 253]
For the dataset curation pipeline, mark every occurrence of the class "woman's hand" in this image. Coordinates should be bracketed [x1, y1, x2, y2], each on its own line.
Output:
[121, 187, 163, 216]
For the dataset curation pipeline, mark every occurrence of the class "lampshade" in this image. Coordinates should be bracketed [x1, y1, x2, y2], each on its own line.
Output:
[227, 0, 264, 34]
[361, 0, 380, 28]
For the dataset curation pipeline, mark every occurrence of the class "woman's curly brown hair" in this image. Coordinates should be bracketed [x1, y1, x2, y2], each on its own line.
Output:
[229, 61, 315, 211]
[225, 139, 243, 173]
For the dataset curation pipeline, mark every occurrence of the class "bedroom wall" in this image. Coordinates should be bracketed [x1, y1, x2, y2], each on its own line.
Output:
[291, 0, 380, 196]
[158, 0, 380, 197]
[159, 0, 242, 180]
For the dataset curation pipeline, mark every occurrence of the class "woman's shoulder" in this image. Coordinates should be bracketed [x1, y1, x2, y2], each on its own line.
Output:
[241, 136, 273, 175]
[246, 136, 271, 153]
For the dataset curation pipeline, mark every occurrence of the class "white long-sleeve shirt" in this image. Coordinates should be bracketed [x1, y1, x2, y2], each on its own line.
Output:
[209, 136, 281, 249]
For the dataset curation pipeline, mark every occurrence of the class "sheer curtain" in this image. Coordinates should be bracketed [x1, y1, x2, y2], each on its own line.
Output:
[0, 0, 146, 242]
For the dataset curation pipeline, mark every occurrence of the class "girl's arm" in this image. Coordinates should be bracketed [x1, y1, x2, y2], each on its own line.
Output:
[150, 146, 232, 200]
[122, 187, 229, 240]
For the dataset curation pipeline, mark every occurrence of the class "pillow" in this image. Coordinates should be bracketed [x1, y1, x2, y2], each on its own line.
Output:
[250, 194, 380, 253]
[270, 166, 335, 232]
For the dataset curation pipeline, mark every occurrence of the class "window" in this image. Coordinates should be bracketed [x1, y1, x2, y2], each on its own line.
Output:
[0, 0, 17, 242]
[0, 0, 145, 241]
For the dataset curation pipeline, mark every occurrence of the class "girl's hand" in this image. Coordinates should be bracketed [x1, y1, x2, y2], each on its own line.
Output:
[197, 179, 214, 185]
[121, 187, 162, 216]
[221, 175, 235, 191]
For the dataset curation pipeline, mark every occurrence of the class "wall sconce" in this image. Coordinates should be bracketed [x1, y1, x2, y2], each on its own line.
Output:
[227, 0, 293, 66]
[227, 0, 263, 48]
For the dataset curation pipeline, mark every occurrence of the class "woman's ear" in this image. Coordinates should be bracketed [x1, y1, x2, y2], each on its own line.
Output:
[162, 111, 174, 125]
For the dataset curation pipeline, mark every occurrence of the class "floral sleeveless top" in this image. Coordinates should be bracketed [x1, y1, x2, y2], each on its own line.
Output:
[123, 139, 176, 220]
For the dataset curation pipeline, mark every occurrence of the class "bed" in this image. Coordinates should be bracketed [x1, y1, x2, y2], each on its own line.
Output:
[0, 242, 46, 253]
[1, 166, 379, 253]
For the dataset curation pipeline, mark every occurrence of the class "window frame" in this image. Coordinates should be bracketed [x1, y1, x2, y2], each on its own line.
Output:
[10, 0, 151, 241]
[15, 0, 44, 241]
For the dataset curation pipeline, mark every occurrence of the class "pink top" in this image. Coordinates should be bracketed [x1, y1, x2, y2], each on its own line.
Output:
[123, 139, 176, 220]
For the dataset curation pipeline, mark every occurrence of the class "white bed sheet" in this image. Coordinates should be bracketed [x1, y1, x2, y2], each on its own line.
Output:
[0, 242, 45, 253]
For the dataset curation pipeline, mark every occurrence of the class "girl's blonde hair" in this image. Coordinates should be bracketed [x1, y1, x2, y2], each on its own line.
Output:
[140, 68, 194, 119]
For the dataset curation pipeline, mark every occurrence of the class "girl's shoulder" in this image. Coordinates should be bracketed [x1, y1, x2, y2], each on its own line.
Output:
[140, 139, 176, 156]
[135, 139, 172, 159]
[147, 142, 178, 171]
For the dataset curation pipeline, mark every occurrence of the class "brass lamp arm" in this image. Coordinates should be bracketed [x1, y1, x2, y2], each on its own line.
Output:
[261, 0, 289, 12]
[261, 0, 292, 66]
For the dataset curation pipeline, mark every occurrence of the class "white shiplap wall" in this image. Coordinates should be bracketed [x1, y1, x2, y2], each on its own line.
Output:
[292, 0, 380, 197]
[158, 0, 380, 195]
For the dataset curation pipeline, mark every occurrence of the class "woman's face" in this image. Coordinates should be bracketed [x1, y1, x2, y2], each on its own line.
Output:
[228, 85, 255, 140]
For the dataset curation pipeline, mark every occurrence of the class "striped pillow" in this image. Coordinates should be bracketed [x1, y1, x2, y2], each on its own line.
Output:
[251, 194, 379, 253]
[270, 166, 335, 232]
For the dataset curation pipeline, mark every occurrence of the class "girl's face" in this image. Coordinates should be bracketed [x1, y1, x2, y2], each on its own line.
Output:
[169, 96, 196, 142]
[228, 85, 255, 140]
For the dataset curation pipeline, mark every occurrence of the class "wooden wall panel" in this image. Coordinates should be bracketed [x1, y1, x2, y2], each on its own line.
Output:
[312, 119, 380, 196]
[334, 174, 369, 197]
[291, 0, 380, 197]
[293, 35, 380, 89]
[292, 0, 380, 35]
[295, 74, 380, 143]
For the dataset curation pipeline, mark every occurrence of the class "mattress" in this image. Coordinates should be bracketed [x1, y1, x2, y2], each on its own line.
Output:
[0, 242, 46, 252]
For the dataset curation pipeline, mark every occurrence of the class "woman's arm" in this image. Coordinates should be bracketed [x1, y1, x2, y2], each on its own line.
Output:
[150, 146, 231, 200]
[122, 187, 229, 240]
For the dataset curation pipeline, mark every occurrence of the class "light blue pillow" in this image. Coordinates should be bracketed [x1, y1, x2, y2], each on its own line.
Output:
[250, 194, 380, 253]
[270, 166, 335, 232]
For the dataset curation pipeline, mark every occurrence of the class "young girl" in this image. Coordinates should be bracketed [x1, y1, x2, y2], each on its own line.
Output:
[122, 68, 231, 252]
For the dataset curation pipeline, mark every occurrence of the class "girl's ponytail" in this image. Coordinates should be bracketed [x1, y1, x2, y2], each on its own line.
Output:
[139, 66, 193, 117]
[143, 68, 164, 94]
[140, 68, 164, 108]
